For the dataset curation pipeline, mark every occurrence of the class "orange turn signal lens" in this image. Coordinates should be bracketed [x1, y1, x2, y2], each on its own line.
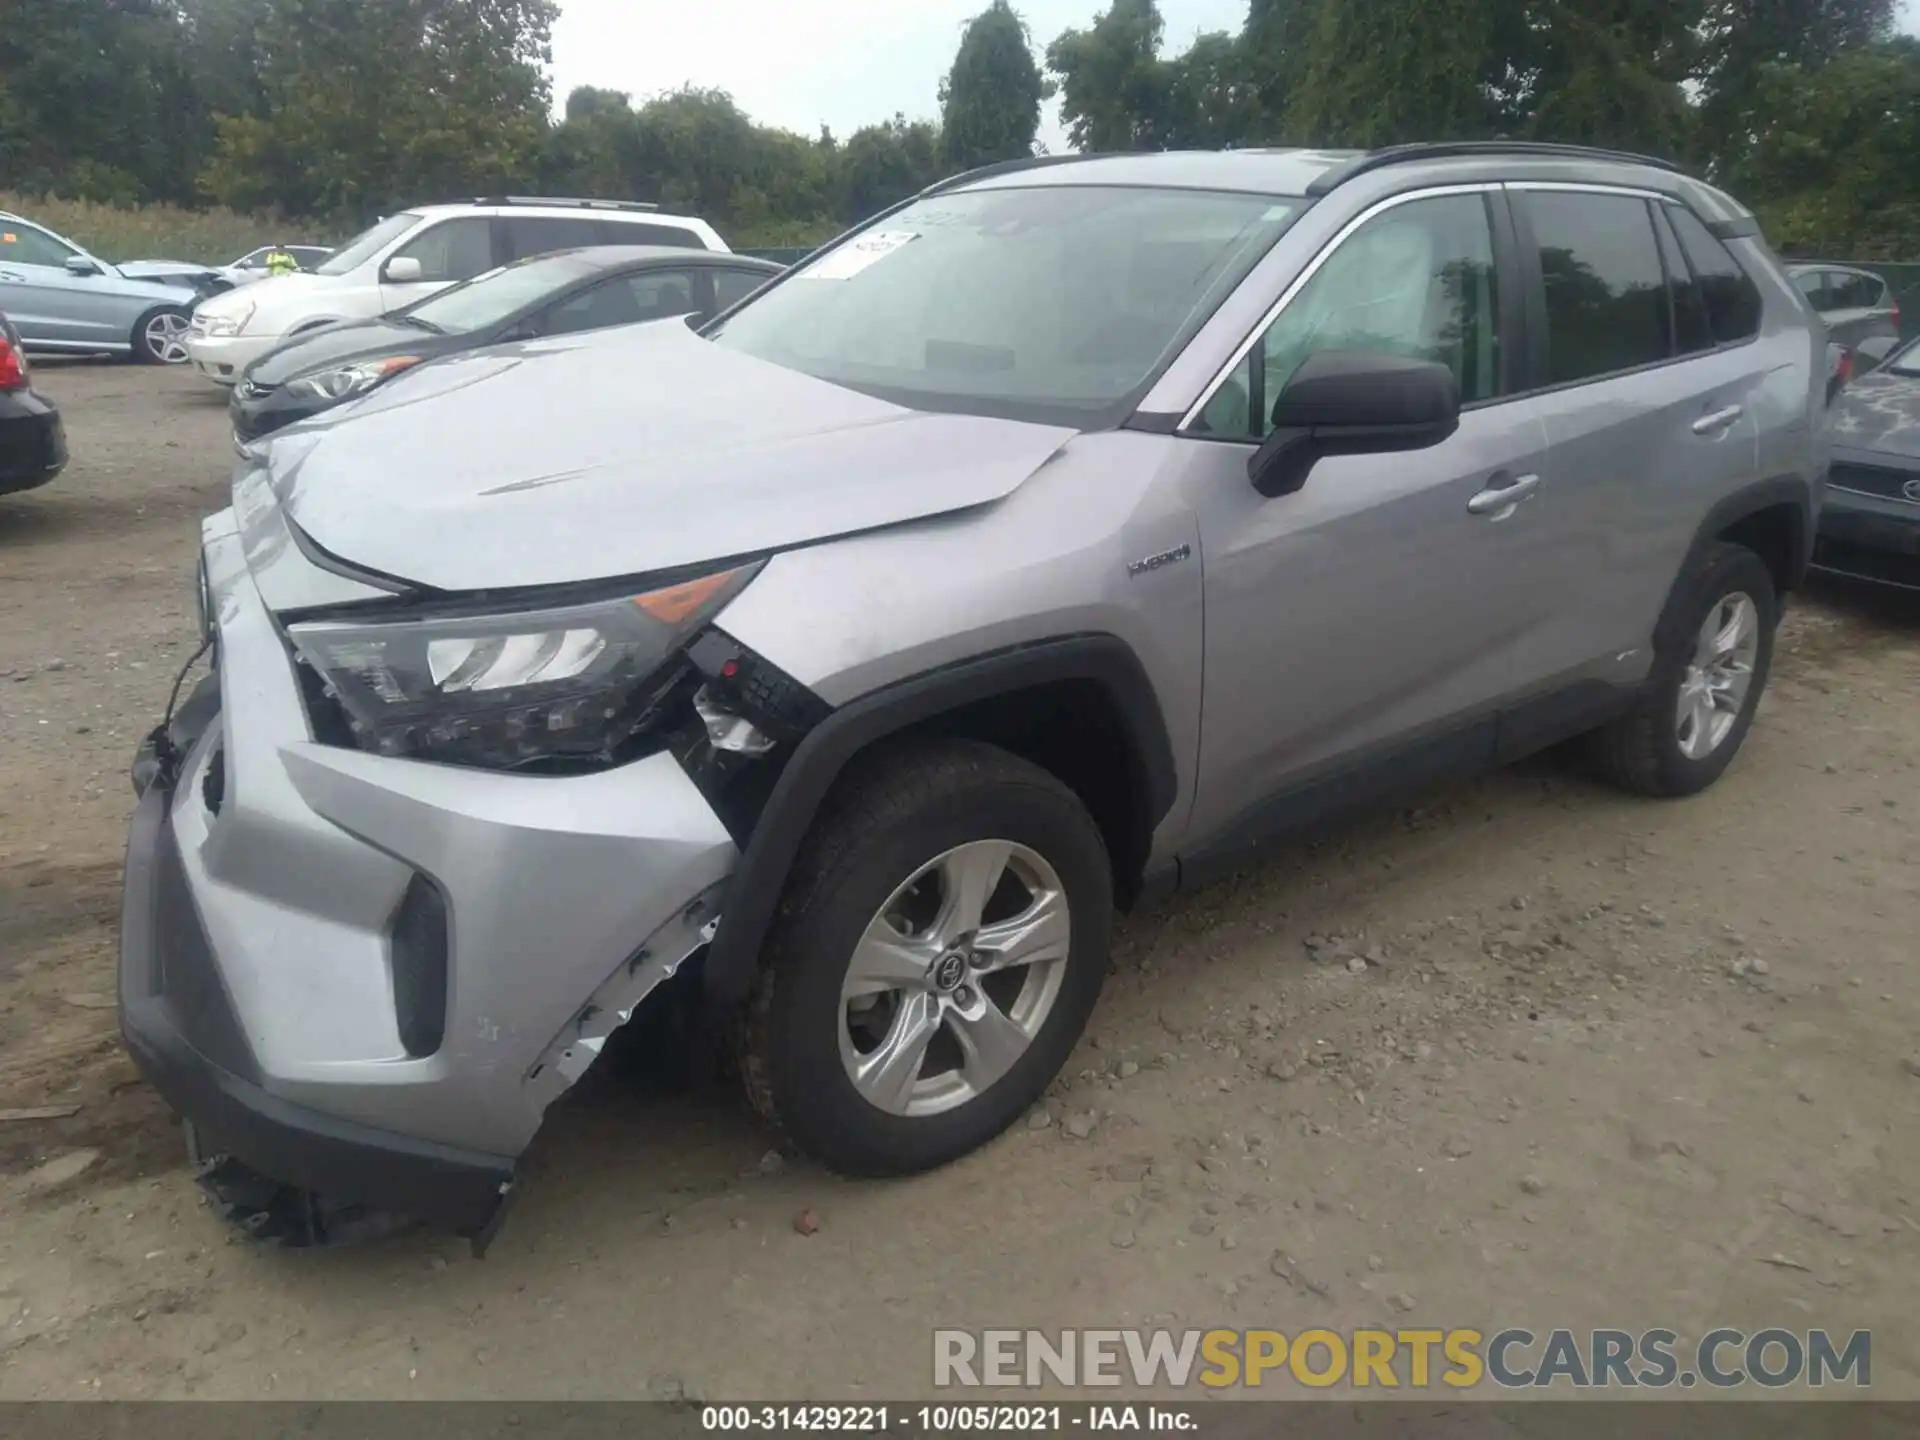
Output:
[633, 568, 744, 625]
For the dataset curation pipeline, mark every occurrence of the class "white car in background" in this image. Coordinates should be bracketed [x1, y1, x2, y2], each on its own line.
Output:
[184, 197, 728, 386]
[220, 245, 333, 286]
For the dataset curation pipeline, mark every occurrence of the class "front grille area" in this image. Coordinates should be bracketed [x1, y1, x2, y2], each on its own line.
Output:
[1829, 461, 1920, 503]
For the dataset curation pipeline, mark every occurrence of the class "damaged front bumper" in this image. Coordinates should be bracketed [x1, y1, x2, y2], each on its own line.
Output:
[118, 521, 740, 1247]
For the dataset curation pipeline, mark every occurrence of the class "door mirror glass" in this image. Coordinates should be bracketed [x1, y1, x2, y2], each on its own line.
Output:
[1248, 350, 1460, 498]
[65, 255, 102, 277]
[383, 255, 424, 284]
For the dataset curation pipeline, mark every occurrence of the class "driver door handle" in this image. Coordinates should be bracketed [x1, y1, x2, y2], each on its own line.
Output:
[1692, 404, 1744, 436]
[1467, 472, 1540, 519]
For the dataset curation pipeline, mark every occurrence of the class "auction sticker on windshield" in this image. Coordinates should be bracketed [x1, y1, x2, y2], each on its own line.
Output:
[801, 230, 917, 280]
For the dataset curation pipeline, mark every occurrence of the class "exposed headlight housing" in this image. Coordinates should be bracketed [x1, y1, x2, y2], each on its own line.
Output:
[199, 301, 255, 337]
[286, 354, 423, 403]
[287, 565, 761, 770]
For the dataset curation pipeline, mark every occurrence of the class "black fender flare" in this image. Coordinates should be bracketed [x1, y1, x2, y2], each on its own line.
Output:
[1652, 475, 1812, 652]
[701, 634, 1179, 1007]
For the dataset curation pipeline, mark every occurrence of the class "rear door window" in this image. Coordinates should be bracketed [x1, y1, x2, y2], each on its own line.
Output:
[503, 216, 603, 259]
[1836, 271, 1885, 310]
[1521, 190, 1670, 385]
[594, 219, 706, 250]
[1666, 207, 1762, 344]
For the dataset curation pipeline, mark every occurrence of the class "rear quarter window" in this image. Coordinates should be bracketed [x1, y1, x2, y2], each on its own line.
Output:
[595, 219, 706, 250]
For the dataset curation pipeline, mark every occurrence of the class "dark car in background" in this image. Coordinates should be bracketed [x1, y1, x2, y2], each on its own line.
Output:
[230, 245, 781, 440]
[1790, 263, 1902, 352]
[1817, 333, 1920, 590]
[0, 309, 67, 495]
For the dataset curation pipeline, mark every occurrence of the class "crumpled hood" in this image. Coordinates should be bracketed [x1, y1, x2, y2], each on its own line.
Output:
[1832, 369, 1920, 462]
[259, 321, 1077, 593]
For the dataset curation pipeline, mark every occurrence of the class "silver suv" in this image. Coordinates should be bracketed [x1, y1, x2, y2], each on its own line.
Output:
[121, 143, 1828, 1249]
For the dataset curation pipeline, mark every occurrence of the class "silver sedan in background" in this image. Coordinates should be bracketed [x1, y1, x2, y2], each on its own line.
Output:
[0, 211, 209, 364]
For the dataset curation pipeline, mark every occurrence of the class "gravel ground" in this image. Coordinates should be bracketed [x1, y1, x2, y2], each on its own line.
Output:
[2, 362, 1918, 1400]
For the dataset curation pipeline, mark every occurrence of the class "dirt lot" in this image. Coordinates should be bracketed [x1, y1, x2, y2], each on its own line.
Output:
[1, 362, 1917, 1400]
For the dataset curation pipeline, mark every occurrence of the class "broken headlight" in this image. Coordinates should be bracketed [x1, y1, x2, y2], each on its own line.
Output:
[287, 565, 759, 769]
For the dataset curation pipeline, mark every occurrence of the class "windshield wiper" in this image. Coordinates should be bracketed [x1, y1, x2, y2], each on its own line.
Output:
[392, 314, 444, 333]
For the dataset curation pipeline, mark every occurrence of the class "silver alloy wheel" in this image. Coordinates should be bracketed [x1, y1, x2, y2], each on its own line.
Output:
[839, 839, 1071, 1118]
[143, 311, 191, 364]
[1675, 591, 1759, 761]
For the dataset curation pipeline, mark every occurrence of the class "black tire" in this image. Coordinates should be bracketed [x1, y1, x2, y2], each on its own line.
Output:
[1587, 541, 1778, 797]
[738, 739, 1113, 1176]
[132, 305, 191, 365]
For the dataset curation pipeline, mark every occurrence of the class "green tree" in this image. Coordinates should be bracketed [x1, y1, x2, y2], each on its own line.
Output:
[1281, 0, 1510, 146]
[940, 2, 1050, 171]
[1696, 0, 1896, 166]
[1514, 0, 1700, 156]
[839, 114, 947, 222]
[1161, 30, 1263, 149]
[1047, 0, 1174, 152]
[1723, 37, 1920, 256]
[0, 0, 212, 205]
[1240, 0, 1308, 138]
[199, 0, 556, 222]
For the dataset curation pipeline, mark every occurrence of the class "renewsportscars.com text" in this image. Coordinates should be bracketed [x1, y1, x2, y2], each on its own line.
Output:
[933, 1327, 1871, 1390]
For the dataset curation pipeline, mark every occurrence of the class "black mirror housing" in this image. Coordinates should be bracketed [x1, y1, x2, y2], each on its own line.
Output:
[1248, 350, 1462, 498]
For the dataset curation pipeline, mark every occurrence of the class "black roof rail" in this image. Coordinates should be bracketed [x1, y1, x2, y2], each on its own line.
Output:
[1305, 141, 1685, 196]
[919, 153, 1104, 196]
[471, 195, 661, 212]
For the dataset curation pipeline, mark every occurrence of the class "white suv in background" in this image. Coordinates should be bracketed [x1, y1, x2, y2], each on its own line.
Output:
[184, 198, 728, 386]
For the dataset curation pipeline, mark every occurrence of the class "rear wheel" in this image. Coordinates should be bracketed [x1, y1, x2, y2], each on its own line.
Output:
[1587, 541, 1777, 797]
[133, 306, 192, 365]
[739, 740, 1112, 1176]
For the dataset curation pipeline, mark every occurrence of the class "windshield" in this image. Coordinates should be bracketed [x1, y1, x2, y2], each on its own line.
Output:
[708, 185, 1301, 423]
[401, 251, 603, 333]
[316, 213, 422, 276]
[1885, 337, 1920, 377]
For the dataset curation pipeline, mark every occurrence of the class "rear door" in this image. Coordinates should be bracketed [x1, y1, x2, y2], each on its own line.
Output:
[500, 215, 603, 263]
[1496, 186, 1762, 728]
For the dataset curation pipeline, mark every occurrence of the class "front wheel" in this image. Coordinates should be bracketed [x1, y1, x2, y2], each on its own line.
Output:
[134, 306, 192, 365]
[1587, 541, 1778, 797]
[739, 740, 1113, 1176]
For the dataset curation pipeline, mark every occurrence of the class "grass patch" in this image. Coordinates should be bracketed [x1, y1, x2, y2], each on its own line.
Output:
[0, 192, 331, 264]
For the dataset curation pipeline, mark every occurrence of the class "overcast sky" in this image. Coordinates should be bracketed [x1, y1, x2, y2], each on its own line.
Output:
[550, 0, 1920, 153]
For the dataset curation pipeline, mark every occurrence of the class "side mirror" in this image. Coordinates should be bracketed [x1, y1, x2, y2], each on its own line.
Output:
[65, 255, 103, 277]
[1247, 350, 1461, 498]
[1854, 335, 1900, 373]
[383, 256, 424, 284]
